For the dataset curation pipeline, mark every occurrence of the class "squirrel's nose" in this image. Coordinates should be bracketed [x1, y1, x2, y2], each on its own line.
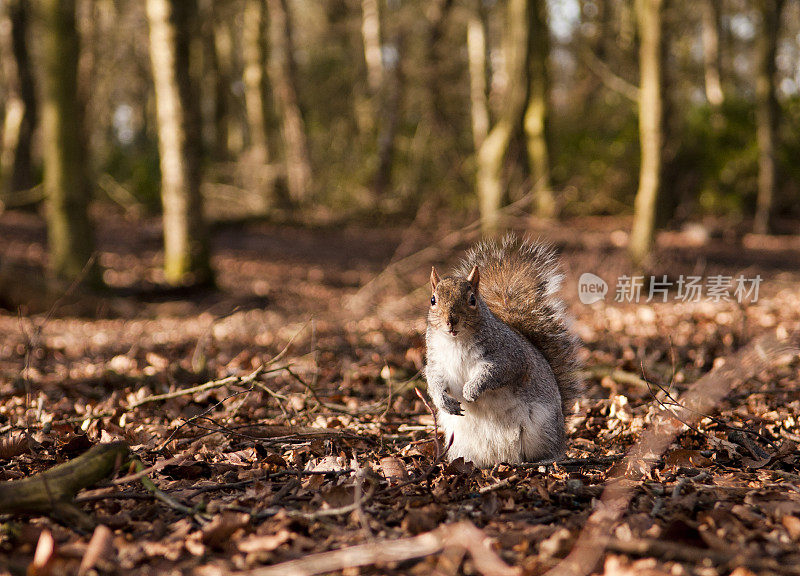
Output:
[447, 315, 459, 328]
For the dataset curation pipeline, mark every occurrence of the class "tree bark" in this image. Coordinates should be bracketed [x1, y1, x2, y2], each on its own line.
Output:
[195, 0, 224, 160]
[242, 0, 270, 165]
[424, 0, 455, 135]
[629, 0, 664, 266]
[701, 0, 724, 107]
[38, 0, 99, 284]
[212, 6, 240, 158]
[0, 0, 37, 199]
[267, 0, 312, 204]
[475, 0, 530, 234]
[208, 12, 229, 160]
[467, 8, 489, 154]
[753, 0, 784, 235]
[146, 0, 213, 286]
[523, 0, 555, 219]
[372, 33, 403, 199]
[0, 441, 129, 530]
[360, 0, 383, 95]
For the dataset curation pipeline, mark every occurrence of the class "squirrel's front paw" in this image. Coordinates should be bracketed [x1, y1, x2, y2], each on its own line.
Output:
[440, 393, 463, 416]
[462, 383, 481, 403]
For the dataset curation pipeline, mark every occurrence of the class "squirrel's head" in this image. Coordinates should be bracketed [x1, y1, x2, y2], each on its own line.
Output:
[428, 265, 481, 337]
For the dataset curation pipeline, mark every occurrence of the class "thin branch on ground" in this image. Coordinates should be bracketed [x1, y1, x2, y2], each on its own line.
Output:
[111, 451, 193, 485]
[158, 385, 257, 452]
[238, 520, 520, 576]
[128, 365, 267, 409]
[132, 459, 209, 524]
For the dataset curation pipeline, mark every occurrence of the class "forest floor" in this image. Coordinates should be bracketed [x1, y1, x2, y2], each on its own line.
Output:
[0, 208, 799, 576]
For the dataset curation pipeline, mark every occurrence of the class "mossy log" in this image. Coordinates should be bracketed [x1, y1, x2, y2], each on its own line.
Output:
[0, 441, 129, 529]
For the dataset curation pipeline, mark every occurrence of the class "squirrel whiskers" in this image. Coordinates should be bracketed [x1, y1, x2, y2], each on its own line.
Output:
[425, 234, 583, 467]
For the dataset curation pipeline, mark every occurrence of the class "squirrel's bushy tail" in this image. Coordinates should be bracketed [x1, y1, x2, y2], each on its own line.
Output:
[456, 234, 583, 414]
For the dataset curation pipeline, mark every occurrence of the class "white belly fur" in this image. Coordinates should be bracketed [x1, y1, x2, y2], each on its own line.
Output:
[438, 388, 556, 467]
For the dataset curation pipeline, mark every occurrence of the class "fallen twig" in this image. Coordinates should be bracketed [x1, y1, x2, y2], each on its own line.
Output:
[236, 520, 520, 576]
[478, 474, 520, 494]
[132, 458, 209, 523]
[293, 478, 376, 521]
[111, 450, 193, 485]
[128, 365, 267, 409]
[158, 385, 257, 451]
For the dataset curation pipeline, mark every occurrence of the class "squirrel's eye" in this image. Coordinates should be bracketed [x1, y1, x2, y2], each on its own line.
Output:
[430, 295, 436, 306]
[468, 293, 477, 307]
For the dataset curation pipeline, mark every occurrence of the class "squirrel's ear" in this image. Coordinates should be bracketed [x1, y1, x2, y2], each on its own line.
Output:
[467, 265, 480, 290]
[430, 267, 440, 289]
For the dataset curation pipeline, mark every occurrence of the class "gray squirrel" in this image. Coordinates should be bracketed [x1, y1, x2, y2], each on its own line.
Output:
[425, 235, 583, 467]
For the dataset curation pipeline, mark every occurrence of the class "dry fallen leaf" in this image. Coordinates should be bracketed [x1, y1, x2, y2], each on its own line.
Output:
[664, 449, 713, 468]
[0, 432, 30, 460]
[379, 456, 408, 483]
[29, 529, 56, 576]
[78, 525, 115, 576]
[237, 529, 292, 553]
[782, 515, 800, 540]
[201, 512, 250, 549]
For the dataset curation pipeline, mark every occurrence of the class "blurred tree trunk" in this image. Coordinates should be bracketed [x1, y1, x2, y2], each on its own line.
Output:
[373, 33, 403, 199]
[467, 7, 489, 153]
[360, 0, 383, 96]
[267, 0, 312, 203]
[424, 0, 454, 134]
[242, 0, 270, 165]
[701, 0, 724, 107]
[477, 0, 525, 234]
[212, 8, 239, 158]
[38, 0, 99, 284]
[629, 0, 664, 266]
[0, 0, 37, 199]
[146, 0, 213, 286]
[208, 12, 229, 160]
[196, 0, 222, 159]
[476, 0, 535, 233]
[579, 0, 613, 106]
[753, 0, 784, 235]
[523, 0, 555, 219]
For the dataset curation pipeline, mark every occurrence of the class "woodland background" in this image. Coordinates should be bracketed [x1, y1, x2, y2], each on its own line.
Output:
[0, 0, 799, 575]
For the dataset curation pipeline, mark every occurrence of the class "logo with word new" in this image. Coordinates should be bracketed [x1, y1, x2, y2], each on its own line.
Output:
[578, 273, 608, 304]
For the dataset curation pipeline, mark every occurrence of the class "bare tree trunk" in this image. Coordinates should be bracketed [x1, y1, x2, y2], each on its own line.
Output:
[212, 8, 240, 158]
[467, 8, 489, 153]
[146, 0, 213, 286]
[0, 0, 37, 198]
[373, 33, 403, 199]
[360, 0, 383, 95]
[242, 0, 269, 164]
[753, 0, 784, 235]
[267, 0, 312, 204]
[475, 0, 528, 234]
[629, 0, 664, 266]
[477, 123, 514, 234]
[37, 0, 99, 284]
[424, 0, 455, 133]
[523, 0, 555, 219]
[195, 0, 222, 159]
[701, 0, 724, 107]
[208, 13, 229, 160]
